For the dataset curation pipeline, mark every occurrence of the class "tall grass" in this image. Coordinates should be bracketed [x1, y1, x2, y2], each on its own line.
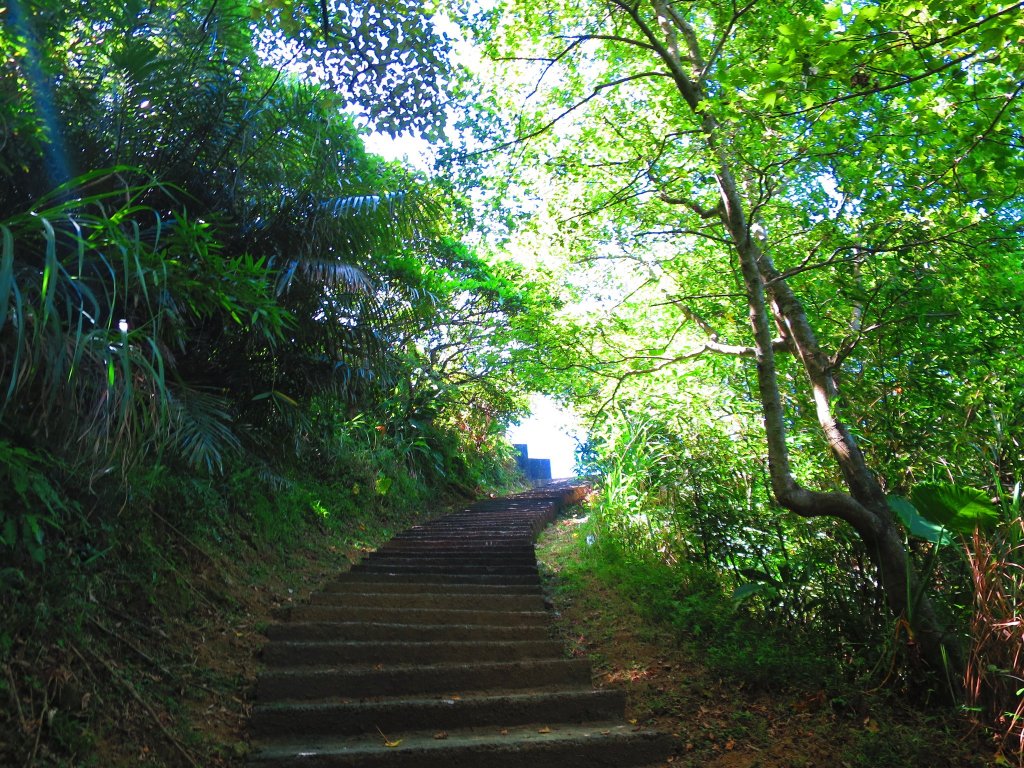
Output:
[963, 504, 1024, 763]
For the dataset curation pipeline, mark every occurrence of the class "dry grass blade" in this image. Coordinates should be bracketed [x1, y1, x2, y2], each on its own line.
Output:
[964, 518, 1024, 764]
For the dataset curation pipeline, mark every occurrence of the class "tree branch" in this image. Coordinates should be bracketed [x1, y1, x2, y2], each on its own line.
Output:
[776, 49, 981, 117]
[558, 33, 657, 53]
[699, 0, 759, 88]
[471, 72, 672, 156]
[934, 79, 1024, 187]
[660, 192, 723, 218]
[610, 0, 702, 109]
[905, 1, 1024, 51]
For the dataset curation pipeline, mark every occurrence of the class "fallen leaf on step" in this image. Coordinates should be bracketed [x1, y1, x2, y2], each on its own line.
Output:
[433, 732, 448, 740]
[376, 726, 401, 748]
[537, 726, 552, 734]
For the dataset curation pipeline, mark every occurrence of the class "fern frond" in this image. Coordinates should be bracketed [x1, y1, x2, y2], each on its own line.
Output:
[168, 386, 240, 473]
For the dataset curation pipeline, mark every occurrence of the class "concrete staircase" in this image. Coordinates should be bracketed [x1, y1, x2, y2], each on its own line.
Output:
[248, 483, 672, 767]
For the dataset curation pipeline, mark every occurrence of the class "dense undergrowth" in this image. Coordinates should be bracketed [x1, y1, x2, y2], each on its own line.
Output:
[1, 421, 524, 767]
[537, 505, 994, 768]
[564, 429, 1024, 765]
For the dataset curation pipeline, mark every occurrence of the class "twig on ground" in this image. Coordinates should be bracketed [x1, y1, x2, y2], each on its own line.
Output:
[3, 663, 28, 732]
[88, 619, 175, 680]
[23, 683, 48, 768]
[74, 644, 202, 768]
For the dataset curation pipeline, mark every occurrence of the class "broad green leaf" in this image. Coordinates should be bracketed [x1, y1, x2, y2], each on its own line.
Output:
[732, 582, 778, 603]
[888, 495, 951, 545]
[908, 483, 999, 534]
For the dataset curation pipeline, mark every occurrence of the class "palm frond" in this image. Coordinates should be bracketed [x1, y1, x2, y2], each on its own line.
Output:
[168, 385, 240, 473]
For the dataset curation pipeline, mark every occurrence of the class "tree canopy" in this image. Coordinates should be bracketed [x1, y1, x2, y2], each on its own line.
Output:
[455, 0, 1024, 670]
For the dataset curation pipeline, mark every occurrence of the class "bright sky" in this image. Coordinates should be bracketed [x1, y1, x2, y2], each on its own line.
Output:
[506, 395, 583, 479]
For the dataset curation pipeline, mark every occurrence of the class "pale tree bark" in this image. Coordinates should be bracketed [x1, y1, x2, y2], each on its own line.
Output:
[613, 0, 962, 671]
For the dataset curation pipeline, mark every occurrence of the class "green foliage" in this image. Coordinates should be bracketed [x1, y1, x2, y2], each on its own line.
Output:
[909, 484, 1000, 536]
[567, 505, 837, 691]
[453, 0, 1024, 699]
[0, 0, 554, 557]
[0, 440, 73, 566]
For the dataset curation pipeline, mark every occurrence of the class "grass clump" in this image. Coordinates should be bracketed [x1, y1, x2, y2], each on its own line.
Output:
[547, 510, 837, 693]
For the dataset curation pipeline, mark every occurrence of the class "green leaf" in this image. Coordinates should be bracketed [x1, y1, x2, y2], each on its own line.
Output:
[889, 495, 951, 544]
[908, 483, 999, 534]
[1, 518, 16, 548]
[732, 581, 779, 603]
[0, 224, 13, 330]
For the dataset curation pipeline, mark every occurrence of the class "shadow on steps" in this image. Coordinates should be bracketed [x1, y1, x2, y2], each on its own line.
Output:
[247, 481, 673, 767]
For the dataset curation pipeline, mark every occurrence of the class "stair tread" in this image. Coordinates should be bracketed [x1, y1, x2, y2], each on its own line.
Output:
[260, 657, 588, 675]
[253, 686, 619, 711]
[252, 721, 667, 757]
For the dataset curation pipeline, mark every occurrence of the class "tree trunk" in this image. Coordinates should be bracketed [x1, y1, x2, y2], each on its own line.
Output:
[714, 163, 961, 673]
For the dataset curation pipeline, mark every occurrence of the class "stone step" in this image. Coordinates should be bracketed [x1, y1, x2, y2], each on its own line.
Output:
[250, 722, 672, 768]
[320, 580, 541, 596]
[351, 562, 538, 576]
[260, 639, 565, 667]
[256, 658, 593, 700]
[395, 525, 535, 531]
[265, 622, 552, 643]
[250, 688, 626, 736]
[365, 551, 538, 565]
[285, 604, 550, 627]
[379, 542, 536, 554]
[307, 591, 545, 612]
[333, 572, 540, 586]
[358, 561, 536, 573]
[393, 527, 537, 536]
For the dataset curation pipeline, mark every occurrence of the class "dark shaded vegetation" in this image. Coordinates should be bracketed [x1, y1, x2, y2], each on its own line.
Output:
[1, 1, 539, 763]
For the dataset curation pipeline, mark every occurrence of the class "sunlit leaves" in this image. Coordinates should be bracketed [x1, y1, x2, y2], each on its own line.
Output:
[459, 0, 1024, 499]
